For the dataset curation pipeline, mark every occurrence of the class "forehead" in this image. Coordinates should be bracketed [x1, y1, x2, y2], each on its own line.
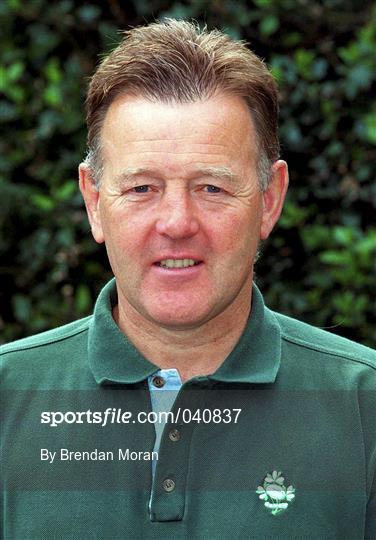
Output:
[100, 93, 258, 174]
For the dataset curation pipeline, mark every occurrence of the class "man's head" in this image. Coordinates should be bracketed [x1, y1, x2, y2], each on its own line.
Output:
[84, 18, 280, 191]
[79, 20, 288, 331]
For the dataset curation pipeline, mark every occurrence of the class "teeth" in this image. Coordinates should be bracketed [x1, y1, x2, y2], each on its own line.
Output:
[159, 258, 198, 268]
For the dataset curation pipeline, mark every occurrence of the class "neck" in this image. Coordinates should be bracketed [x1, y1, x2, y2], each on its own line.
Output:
[113, 286, 253, 383]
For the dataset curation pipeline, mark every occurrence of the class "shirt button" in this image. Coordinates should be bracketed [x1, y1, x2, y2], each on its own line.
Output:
[152, 376, 165, 388]
[163, 478, 175, 492]
[169, 428, 181, 442]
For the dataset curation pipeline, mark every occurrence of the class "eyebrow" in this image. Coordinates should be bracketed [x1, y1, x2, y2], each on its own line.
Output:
[198, 166, 238, 183]
[114, 167, 149, 186]
[114, 165, 239, 185]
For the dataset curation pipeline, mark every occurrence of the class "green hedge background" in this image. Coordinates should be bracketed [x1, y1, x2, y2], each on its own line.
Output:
[1, 0, 375, 347]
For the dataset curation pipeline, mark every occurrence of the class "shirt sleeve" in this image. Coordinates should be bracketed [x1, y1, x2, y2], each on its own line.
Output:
[361, 368, 376, 539]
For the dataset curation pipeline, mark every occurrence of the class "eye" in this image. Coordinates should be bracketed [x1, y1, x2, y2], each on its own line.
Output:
[133, 185, 150, 193]
[204, 185, 222, 193]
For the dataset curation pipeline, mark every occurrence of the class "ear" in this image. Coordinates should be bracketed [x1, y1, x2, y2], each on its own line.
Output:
[260, 160, 289, 240]
[78, 163, 105, 244]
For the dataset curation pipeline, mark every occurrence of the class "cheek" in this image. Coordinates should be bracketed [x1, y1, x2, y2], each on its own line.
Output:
[210, 209, 260, 250]
[100, 203, 144, 243]
[101, 212, 159, 277]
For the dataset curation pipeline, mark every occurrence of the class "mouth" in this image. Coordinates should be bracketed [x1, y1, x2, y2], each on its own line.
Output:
[154, 258, 202, 269]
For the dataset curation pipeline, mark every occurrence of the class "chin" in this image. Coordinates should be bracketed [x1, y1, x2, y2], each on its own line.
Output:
[139, 290, 210, 326]
[145, 306, 209, 330]
[152, 314, 206, 330]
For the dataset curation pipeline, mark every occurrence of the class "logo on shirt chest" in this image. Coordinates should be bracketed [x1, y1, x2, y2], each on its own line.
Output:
[256, 470, 296, 515]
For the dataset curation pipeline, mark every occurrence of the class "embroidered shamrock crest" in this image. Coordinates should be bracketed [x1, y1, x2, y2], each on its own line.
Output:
[256, 470, 295, 515]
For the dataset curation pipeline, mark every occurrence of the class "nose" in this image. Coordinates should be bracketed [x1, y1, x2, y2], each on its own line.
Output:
[155, 190, 199, 239]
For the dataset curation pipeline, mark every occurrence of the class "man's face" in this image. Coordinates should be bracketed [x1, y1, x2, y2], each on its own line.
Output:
[80, 93, 287, 330]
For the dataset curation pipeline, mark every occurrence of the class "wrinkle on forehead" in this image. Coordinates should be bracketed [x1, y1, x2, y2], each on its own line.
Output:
[101, 93, 259, 184]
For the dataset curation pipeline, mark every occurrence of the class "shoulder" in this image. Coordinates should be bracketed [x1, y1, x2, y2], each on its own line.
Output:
[0, 317, 92, 377]
[273, 310, 376, 372]
[0, 316, 92, 358]
[0, 316, 93, 389]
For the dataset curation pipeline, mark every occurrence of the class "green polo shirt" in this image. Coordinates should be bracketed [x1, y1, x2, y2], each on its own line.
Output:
[1, 279, 375, 539]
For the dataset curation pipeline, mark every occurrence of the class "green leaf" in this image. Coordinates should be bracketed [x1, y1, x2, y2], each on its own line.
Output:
[0, 66, 8, 91]
[259, 16, 279, 37]
[363, 112, 376, 144]
[13, 295, 31, 322]
[44, 58, 62, 83]
[8, 61, 24, 82]
[282, 32, 301, 47]
[294, 49, 315, 78]
[319, 251, 351, 266]
[43, 85, 62, 107]
[75, 284, 91, 313]
[7, 0, 21, 9]
[333, 227, 354, 246]
[279, 201, 309, 228]
[254, 0, 272, 6]
[31, 193, 55, 211]
[54, 181, 77, 201]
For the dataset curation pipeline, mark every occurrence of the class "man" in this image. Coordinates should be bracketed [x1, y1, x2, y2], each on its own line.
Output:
[1, 19, 375, 539]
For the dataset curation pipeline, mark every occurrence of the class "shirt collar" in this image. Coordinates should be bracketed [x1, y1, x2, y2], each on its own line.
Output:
[208, 283, 281, 384]
[88, 279, 158, 385]
[88, 278, 281, 386]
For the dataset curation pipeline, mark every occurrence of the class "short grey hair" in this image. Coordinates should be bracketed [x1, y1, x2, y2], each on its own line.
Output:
[84, 19, 279, 191]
